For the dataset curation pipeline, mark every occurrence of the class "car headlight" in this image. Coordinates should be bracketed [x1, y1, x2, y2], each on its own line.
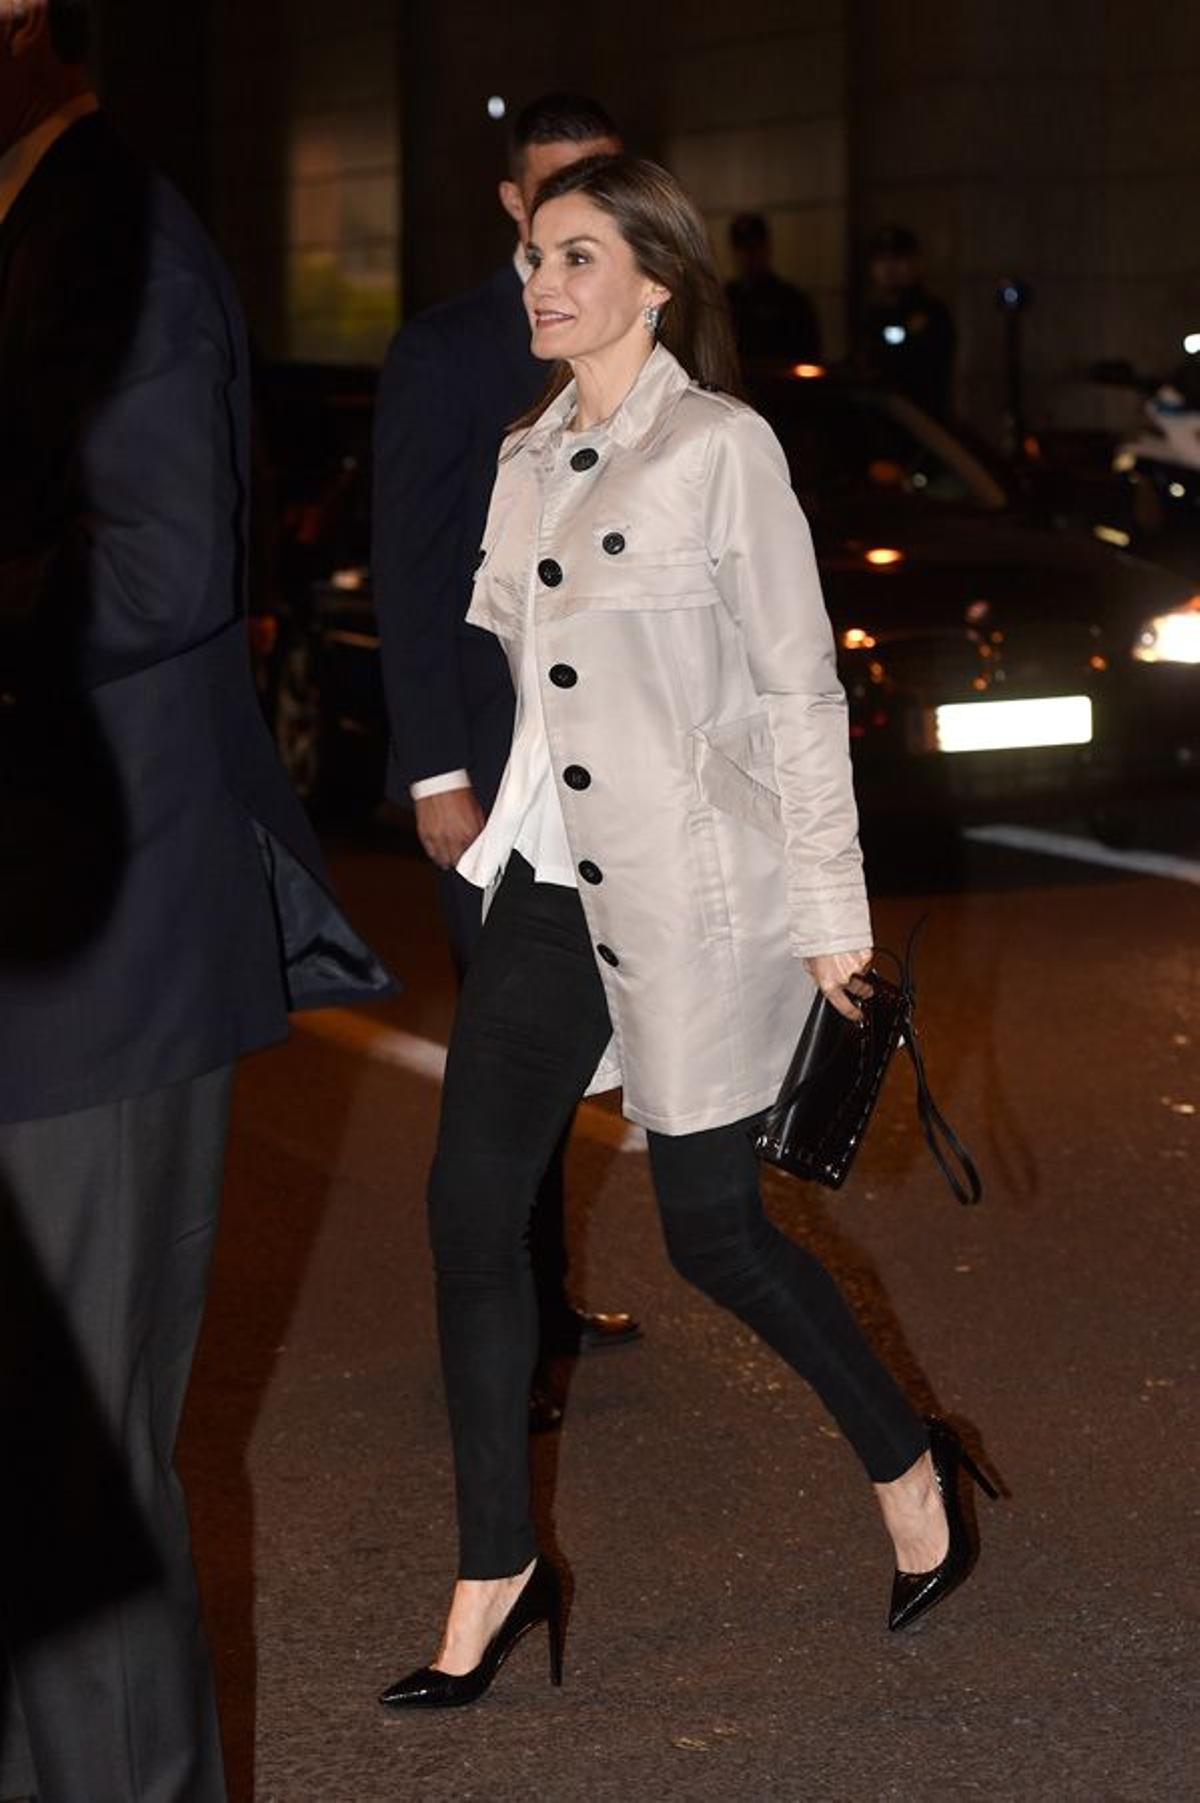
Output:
[1132, 595, 1200, 664]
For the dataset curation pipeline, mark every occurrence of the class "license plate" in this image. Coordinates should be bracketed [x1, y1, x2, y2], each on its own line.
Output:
[933, 695, 1093, 753]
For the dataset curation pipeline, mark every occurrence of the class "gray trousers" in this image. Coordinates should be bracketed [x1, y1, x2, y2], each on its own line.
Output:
[0, 1068, 233, 1803]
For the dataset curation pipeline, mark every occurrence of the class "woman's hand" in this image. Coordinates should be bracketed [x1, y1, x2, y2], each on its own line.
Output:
[803, 949, 874, 1023]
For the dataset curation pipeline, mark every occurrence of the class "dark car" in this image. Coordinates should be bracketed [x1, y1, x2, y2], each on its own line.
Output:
[250, 364, 385, 810]
[750, 370, 1198, 827]
[264, 365, 1200, 829]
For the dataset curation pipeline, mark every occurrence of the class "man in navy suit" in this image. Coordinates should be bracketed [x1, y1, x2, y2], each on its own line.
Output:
[373, 96, 640, 1410]
[0, 5, 390, 1797]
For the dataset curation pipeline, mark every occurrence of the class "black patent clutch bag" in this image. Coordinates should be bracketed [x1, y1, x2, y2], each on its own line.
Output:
[754, 941, 982, 1206]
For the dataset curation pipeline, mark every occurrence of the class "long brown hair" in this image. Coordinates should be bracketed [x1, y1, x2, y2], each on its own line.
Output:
[511, 154, 742, 433]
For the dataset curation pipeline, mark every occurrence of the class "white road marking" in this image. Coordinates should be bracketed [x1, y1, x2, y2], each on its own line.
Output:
[965, 824, 1200, 887]
[294, 1010, 647, 1153]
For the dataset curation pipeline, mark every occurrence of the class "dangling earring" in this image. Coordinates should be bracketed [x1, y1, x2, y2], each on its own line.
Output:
[644, 304, 662, 338]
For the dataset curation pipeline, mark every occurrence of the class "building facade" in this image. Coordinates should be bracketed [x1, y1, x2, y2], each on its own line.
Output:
[96, 0, 1200, 439]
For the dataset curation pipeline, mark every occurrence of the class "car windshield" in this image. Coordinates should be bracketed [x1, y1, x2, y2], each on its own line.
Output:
[752, 379, 1008, 513]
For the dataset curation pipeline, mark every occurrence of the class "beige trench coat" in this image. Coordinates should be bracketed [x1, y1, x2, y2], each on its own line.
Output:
[467, 345, 872, 1135]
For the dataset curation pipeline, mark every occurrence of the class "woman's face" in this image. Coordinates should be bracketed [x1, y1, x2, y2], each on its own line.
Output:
[524, 193, 668, 365]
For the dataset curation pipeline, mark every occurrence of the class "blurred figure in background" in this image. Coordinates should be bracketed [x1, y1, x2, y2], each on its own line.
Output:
[725, 211, 821, 366]
[0, 3, 389, 1797]
[372, 93, 641, 1432]
[859, 225, 956, 417]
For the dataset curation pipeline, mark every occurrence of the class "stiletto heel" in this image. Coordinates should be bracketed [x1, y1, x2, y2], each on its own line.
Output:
[888, 1417, 997, 1633]
[957, 1442, 1000, 1501]
[547, 1601, 564, 1688]
[379, 1555, 564, 1710]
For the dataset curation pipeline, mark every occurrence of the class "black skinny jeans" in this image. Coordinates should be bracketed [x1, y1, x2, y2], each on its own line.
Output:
[428, 856, 927, 1578]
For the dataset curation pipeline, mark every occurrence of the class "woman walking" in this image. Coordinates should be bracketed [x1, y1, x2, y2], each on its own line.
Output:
[381, 156, 991, 1710]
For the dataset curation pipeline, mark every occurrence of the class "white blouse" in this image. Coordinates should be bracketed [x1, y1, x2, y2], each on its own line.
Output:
[456, 430, 606, 894]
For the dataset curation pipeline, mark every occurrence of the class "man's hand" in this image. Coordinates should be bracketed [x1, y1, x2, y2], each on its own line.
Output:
[414, 787, 485, 871]
[803, 949, 874, 1023]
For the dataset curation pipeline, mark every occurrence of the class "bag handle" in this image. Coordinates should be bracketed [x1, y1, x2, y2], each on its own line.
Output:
[875, 920, 983, 1208]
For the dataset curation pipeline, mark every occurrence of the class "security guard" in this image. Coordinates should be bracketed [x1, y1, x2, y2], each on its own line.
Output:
[859, 225, 956, 418]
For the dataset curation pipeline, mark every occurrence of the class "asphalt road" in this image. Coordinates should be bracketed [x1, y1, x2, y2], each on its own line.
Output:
[180, 805, 1199, 1802]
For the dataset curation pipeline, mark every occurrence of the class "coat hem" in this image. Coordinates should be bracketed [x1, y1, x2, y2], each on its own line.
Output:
[620, 1080, 779, 1139]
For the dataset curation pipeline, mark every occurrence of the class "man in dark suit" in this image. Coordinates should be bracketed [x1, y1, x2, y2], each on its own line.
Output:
[725, 211, 822, 367]
[859, 224, 957, 418]
[373, 95, 640, 1413]
[0, 6, 390, 1798]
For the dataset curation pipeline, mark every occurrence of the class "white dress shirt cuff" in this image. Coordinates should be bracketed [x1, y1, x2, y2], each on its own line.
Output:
[410, 769, 472, 801]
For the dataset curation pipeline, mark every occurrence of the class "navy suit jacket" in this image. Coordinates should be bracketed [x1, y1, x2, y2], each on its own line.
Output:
[372, 262, 548, 804]
[0, 115, 391, 1124]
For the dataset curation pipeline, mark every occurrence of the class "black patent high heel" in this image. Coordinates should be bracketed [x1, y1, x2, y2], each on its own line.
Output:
[888, 1417, 999, 1633]
[379, 1554, 564, 1710]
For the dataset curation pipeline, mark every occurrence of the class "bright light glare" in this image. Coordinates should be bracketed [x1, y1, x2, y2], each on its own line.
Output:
[935, 696, 1093, 753]
[841, 627, 877, 650]
[790, 362, 826, 379]
[487, 95, 506, 120]
[1184, 332, 1200, 356]
[1133, 597, 1200, 665]
[865, 546, 904, 567]
[1093, 523, 1131, 548]
[883, 325, 907, 345]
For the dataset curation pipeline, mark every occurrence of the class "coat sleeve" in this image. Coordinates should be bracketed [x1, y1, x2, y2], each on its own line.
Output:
[371, 319, 475, 790]
[703, 407, 873, 958]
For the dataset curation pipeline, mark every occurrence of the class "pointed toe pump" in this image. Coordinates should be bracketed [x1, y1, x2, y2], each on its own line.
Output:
[379, 1555, 564, 1711]
[888, 1418, 999, 1633]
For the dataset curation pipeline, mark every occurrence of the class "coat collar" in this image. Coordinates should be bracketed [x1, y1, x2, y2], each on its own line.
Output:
[522, 343, 692, 459]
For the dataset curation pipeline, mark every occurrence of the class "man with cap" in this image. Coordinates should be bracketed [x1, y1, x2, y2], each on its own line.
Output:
[860, 225, 957, 417]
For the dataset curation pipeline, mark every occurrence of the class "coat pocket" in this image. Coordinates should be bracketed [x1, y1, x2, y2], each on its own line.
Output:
[692, 714, 785, 844]
[591, 525, 711, 569]
[686, 808, 732, 944]
[568, 554, 716, 611]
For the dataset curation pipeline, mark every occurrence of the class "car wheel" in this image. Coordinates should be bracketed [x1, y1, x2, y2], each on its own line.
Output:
[1088, 802, 1140, 850]
[273, 629, 324, 802]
